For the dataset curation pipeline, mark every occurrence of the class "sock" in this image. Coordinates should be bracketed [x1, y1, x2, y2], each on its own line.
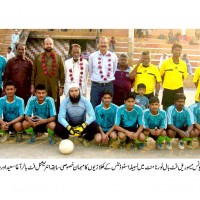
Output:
[47, 128, 54, 136]
[181, 137, 192, 142]
[25, 127, 35, 136]
[17, 131, 23, 135]
[166, 136, 173, 142]
[0, 129, 8, 135]
[156, 136, 166, 144]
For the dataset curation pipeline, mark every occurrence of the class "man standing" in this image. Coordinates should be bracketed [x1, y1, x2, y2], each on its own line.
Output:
[11, 29, 19, 52]
[64, 44, 88, 97]
[129, 51, 161, 99]
[31, 37, 65, 110]
[0, 55, 6, 97]
[55, 83, 99, 146]
[113, 54, 133, 106]
[6, 47, 15, 61]
[160, 44, 187, 110]
[4, 43, 33, 104]
[88, 36, 118, 108]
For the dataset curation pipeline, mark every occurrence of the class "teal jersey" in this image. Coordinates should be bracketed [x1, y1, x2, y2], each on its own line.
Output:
[95, 102, 118, 132]
[143, 108, 167, 129]
[25, 96, 56, 118]
[166, 105, 194, 128]
[188, 103, 200, 124]
[0, 95, 24, 122]
[115, 104, 143, 128]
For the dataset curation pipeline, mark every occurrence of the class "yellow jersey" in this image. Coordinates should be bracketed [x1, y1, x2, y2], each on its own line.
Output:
[160, 57, 187, 89]
[133, 64, 161, 94]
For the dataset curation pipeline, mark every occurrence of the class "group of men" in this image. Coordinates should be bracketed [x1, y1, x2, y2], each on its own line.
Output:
[1, 35, 200, 151]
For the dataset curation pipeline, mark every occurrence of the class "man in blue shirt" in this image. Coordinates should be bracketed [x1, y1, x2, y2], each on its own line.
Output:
[23, 84, 56, 144]
[0, 80, 24, 143]
[114, 92, 145, 149]
[143, 96, 167, 150]
[95, 90, 118, 146]
[55, 83, 99, 146]
[166, 93, 195, 150]
[0, 55, 6, 96]
[188, 92, 200, 146]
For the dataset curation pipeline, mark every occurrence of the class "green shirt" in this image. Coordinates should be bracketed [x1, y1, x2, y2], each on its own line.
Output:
[32, 52, 65, 101]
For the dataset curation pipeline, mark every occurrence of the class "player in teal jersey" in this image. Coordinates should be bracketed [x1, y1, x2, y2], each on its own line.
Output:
[166, 93, 195, 150]
[142, 96, 167, 150]
[114, 92, 145, 149]
[23, 84, 56, 144]
[94, 90, 118, 146]
[188, 92, 200, 146]
[0, 80, 24, 142]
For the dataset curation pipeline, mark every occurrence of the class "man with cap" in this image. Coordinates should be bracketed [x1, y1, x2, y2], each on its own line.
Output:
[54, 83, 99, 146]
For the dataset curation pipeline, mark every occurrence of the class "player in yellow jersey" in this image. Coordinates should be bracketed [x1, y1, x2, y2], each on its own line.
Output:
[160, 44, 187, 110]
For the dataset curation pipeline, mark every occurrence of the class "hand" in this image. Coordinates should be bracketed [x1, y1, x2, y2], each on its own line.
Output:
[67, 125, 76, 135]
[179, 130, 188, 138]
[129, 132, 137, 140]
[73, 123, 87, 134]
[102, 133, 108, 144]
[59, 88, 64, 96]
[1, 122, 9, 130]
[30, 85, 35, 95]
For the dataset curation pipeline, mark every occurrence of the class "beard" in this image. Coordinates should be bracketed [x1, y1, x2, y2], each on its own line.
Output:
[44, 47, 53, 52]
[69, 93, 81, 104]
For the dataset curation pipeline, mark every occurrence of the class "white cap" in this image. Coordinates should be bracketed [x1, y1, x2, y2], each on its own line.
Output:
[68, 83, 80, 90]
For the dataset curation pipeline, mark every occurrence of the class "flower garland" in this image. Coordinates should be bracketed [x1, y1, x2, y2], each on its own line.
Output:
[41, 52, 56, 78]
[68, 56, 84, 86]
[98, 53, 112, 81]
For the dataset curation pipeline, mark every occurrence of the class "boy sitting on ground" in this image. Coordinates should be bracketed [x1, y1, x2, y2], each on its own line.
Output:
[142, 96, 167, 150]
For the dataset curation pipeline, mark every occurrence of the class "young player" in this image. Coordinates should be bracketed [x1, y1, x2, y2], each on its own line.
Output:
[114, 92, 145, 149]
[23, 84, 56, 144]
[0, 80, 24, 142]
[94, 90, 118, 145]
[188, 92, 200, 146]
[166, 93, 195, 150]
[135, 83, 149, 110]
[142, 96, 167, 150]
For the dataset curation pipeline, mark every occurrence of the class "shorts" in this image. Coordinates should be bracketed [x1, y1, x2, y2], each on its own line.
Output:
[162, 87, 183, 108]
[34, 123, 47, 133]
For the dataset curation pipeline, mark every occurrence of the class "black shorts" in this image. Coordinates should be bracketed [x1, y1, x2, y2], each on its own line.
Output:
[168, 126, 187, 139]
[122, 126, 138, 132]
[34, 123, 47, 133]
[162, 87, 183, 108]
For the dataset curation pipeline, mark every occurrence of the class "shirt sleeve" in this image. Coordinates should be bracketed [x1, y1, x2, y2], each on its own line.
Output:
[160, 61, 166, 77]
[115, 107, 122, 125]
[48, 98, 57, 117]
[186, 108, 194, 126]
[85, 98, 96, 125]
[193, 67, 200, 83]
[58, 98, 69, 128]
[19, 99, 25, 116]
[88, 54, 93, 75]
[154, 67, 162, 82]
[24, 98, 33, 116]
[112, 54, 118, 73]
[160, 111, 167, 129]
[142, 110, 148, 129]
[138, 107, 143, 126]
[166, 106, 173, 125]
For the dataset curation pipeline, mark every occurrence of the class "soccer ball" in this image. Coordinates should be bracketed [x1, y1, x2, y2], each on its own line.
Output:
[59, 139, 74, 154]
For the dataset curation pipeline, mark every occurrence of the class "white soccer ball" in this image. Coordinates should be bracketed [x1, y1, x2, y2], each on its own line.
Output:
[59, 139, 74, 154]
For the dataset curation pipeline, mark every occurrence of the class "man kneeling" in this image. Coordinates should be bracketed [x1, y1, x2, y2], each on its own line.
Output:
[23, 84, 56, 144]
[166, 93, 195, 150]
[54, 83, 99, 146]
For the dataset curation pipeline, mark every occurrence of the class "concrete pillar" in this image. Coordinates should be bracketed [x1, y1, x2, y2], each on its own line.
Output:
[128, 29, 134, 66]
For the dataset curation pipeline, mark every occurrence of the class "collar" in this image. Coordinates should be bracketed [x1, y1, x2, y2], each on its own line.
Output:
[14, 56, 26, 60]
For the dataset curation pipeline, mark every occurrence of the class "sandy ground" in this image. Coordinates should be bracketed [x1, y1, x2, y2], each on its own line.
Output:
[0, 85, 199, 159]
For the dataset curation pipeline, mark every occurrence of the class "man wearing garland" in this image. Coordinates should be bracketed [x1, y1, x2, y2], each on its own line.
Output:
[64, 44, 88, 97]
[31, 37, 65, 110]
[88, 36, 118, 108]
